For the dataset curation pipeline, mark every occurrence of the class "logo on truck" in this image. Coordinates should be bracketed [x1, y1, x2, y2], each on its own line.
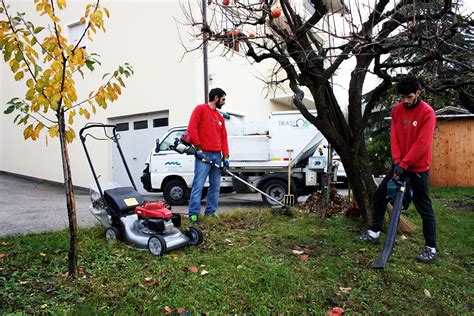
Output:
[164, 161, 182, 171]
[278, 118, 311, 128]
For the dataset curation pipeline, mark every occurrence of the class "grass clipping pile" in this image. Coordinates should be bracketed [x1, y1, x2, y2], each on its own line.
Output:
[301, 187, 351, 216]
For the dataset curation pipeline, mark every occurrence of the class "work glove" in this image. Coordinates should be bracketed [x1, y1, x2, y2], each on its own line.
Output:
[195, 150, 205, 161]
[221, 158, 230, 175]
[393, 164, 406, 180]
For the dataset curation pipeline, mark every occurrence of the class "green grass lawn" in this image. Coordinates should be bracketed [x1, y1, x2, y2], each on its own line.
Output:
[1, 187, 473, 314]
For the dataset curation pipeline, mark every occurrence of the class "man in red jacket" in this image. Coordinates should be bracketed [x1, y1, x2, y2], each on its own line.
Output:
[360, 75, 438, 263]
[187, 88, 229, 223]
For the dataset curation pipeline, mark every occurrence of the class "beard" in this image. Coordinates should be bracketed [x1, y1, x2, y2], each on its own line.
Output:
[216, 102, 223, 109]
[403, 97, 419, 108]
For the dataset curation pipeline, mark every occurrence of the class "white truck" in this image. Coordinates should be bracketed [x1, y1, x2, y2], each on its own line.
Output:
[141, 111, 334, 205]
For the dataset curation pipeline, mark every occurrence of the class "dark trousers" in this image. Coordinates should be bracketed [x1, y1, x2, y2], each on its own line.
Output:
[370, 165, 437, 248]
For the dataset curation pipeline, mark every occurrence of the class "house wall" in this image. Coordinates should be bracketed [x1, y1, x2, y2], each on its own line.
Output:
[431, 119, 474, 187]
[0, 0, 293, 188]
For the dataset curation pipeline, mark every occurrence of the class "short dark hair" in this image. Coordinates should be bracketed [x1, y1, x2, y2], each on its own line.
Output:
[209, 88, 226, 101]
[397, 75, 421, 95]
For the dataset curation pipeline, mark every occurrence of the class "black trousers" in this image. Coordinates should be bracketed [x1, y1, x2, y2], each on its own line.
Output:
[370, 165, 437, 248]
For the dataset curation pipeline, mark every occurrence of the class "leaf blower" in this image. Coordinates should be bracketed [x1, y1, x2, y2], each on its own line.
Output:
[372, 177, 408, 269]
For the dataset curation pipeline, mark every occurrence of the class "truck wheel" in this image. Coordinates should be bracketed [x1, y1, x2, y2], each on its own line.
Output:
[261, 179, 287, 205]
[163, 179, 188, 206]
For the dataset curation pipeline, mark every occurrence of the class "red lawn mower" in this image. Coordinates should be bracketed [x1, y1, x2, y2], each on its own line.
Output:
[80, 123, 203, 256]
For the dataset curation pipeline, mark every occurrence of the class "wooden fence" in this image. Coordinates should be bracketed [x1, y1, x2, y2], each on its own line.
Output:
[430, 118, 474, 187]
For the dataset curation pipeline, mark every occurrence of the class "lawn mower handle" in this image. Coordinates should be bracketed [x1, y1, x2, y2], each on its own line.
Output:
[79, 123, 118, 141]
[80, 123, 139, 203]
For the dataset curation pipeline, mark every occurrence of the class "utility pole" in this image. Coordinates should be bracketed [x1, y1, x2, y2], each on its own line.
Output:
[202, 0, 209, 103]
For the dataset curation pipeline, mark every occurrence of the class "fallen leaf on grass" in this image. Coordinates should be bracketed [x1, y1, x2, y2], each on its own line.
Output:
[200, 270, 209, 276]
[299, 255, 309, 261]
[189, 266, 198, 273]
[0, 253, 8, 259]
[1, 242, 11, 246]
[327, 306, 345, 315]
[292, 250, 304, 255]
[152, 294, 160, 301]
[400, 235, 408, 240]
[370, 274, 377, 281]
[424, 289, 432, 298]
[145, 279, 156, 286]
[39, 252, 46, 257]
[339, 287, 352, 293]
[40, 304, 48, 309]
[200, 264, 206, 267]
[19, 280, 28, 285]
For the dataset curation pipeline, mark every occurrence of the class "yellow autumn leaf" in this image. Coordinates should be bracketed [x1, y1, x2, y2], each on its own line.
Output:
[23, 124, 34, 140]
[14, 71, 24, 81]
[34, 122, 44, 136]
[68, 115, 74, 125]
[48, 126, 59, 137]
[56, 0, 66, 10]
[26, 78, 34, 89]
[36, 3, 44, 12]
[32, 102, 41, 112]
[25, 88, 35, 100]
[65, 129, 75, 143]
[9, 59, 19, 72]
[44, 3, 52, 14]
[113, 82, 122, 95]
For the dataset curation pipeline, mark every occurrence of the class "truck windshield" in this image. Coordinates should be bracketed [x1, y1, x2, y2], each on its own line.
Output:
[160, 130, 185, 151]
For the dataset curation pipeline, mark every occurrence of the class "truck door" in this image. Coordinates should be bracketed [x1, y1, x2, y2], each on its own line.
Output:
[150, 129, 195, 189]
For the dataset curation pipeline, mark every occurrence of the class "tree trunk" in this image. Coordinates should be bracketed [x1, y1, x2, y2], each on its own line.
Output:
[340, 150, 378, 225]
[58, 110, 78, 276]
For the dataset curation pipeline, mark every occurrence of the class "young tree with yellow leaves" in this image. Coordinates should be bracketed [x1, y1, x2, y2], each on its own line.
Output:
[0, 0, 133, 275]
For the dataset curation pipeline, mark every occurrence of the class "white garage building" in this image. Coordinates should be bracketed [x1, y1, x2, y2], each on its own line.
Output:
[0, 0, 323, 190]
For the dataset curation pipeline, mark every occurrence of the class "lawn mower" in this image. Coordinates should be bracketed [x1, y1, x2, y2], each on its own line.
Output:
[372, 177, 408, 269]
[172, 136, 293, 215]
[80, 123, 203, 256]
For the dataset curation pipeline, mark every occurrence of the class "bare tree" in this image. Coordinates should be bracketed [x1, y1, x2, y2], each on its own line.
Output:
[181, 0, 473, 222]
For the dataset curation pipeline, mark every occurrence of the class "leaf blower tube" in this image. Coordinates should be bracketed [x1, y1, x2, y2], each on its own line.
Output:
[372, 178, 408, 269]
[173, 137, 292, 215]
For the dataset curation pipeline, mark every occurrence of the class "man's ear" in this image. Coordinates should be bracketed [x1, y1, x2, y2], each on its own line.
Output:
[415, 90, 421, 98]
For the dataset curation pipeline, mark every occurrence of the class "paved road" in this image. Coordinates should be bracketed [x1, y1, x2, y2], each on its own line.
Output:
[0, 172, 347, 237]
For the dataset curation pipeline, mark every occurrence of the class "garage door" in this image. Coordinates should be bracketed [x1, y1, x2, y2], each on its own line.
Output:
[109, 111, 169, 193]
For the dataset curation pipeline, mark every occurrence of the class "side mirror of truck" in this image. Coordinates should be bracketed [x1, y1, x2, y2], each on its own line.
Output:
[154, 139, 160, 153]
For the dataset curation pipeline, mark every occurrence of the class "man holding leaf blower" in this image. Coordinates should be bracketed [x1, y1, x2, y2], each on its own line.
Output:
[186, 88, 229, 224]
[359, 75, 438, 264]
